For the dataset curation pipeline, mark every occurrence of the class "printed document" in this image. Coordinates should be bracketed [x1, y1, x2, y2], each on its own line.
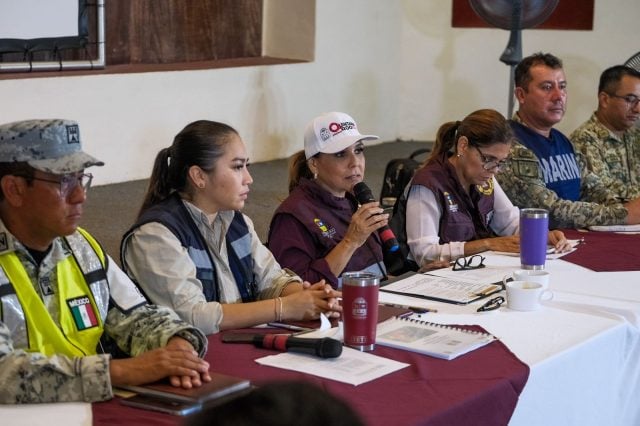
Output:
[255, 347, 408, 386]
[381, 273, 503, 305]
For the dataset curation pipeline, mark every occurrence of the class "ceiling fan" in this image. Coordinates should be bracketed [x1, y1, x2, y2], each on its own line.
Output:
[468, 0, 560, 117]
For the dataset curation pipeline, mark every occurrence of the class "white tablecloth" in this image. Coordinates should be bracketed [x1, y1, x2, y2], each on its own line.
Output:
[380, 252, 640, 426]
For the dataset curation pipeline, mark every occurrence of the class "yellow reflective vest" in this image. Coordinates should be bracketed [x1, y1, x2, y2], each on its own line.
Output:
[0, 228, 109, 357]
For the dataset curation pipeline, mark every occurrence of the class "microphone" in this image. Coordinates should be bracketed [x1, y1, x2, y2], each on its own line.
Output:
[222, 333, 343, 358]
[352, 182, 399, 253]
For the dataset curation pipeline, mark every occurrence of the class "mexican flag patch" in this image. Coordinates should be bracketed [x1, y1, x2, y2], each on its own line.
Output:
[67, 296, 98, 330]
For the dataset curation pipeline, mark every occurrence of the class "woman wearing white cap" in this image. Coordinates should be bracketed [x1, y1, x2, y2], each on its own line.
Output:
[267, 112, 391, 288]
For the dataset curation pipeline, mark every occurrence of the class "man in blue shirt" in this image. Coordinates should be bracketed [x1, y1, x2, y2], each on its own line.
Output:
[496, 52, 640, 228]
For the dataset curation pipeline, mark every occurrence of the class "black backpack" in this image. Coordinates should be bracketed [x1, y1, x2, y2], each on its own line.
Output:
[383, 184, 419, 276]
[379, 148, 430, 275]
[379, 148, 430, 208]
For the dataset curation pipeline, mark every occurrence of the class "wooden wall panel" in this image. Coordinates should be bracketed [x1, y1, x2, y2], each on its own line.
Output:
[106, 0, 263, 65]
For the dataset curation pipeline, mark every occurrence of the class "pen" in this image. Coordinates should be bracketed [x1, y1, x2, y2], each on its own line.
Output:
[382, 303, 438, 314]
[267, 322, 314, 332]
[472, 285, 500, 297]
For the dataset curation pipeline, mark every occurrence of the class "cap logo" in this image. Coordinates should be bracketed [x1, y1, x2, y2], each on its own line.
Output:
[320, 127, 332, 141]
[328, 121, 356, 133]
[321, 121, 357, 141]
[66, 125, 80, 144]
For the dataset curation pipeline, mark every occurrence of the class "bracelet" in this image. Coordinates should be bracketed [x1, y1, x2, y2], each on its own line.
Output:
[276, 297, 283, 322]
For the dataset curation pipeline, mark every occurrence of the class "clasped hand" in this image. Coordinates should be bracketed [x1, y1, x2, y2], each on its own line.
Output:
[300, 280, 342, 319]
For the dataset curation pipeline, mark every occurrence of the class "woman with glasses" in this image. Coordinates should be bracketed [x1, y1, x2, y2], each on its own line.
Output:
[120, 120, 341, 335]
[404, 109, 570, 267]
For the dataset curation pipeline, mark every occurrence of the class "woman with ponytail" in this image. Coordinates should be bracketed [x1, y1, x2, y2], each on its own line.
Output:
[405, 109, 570, 268]
[121, 120, 340, 334]
[267, 112, 393, 288]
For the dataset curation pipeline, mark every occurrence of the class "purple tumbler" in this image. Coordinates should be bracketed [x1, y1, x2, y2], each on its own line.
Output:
[519, 208, 549, 270]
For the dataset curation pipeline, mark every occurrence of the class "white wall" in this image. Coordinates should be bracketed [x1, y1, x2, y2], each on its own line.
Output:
[0, 0, 637, 185]
[398, 0, 640, 139]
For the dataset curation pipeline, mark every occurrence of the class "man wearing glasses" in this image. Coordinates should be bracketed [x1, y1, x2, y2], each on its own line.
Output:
[0, 119, 211, 403]
[496, 52, 640, 228]
[570, 65, 640, 201]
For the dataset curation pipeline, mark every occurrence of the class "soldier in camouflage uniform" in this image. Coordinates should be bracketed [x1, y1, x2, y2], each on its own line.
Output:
[570, 65, 640, 201]
[496, 53, 640, 229]
[0, 119, 211, 404]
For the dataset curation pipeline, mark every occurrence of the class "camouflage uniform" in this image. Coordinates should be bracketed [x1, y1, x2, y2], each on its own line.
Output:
[496, 114, 628, 229]
[0, 221, 207, 404]
[570, 113, 640, 201]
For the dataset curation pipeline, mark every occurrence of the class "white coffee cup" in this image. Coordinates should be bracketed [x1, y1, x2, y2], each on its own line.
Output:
[511, 269, 550, 290]
[506, 281, 553, 311]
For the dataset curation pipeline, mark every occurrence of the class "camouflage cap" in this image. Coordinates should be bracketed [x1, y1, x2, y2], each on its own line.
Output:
[0, 119, 104, 174]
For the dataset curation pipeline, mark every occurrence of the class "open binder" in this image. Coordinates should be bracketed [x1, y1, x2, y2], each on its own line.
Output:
[380, 272, 503, 305]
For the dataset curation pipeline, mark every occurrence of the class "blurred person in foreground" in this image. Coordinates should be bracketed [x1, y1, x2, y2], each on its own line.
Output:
[187, 381, 365, 426]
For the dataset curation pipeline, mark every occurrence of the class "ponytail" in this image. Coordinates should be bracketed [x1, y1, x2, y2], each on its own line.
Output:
[138, 148, 173, 218]
[427, 121, 460, 164]
[427, 110, 512, 164]
[288, 150, 313, 193]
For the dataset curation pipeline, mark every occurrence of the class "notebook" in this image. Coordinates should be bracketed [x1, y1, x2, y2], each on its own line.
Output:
[118, 372, 251, 404]
[375, 316, 495, 360]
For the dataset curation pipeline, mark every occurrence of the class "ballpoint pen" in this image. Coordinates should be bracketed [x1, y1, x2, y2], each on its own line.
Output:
[382, 303, 438, 314]
[267, 322, 315, 332]
[472, 284, 501, 297]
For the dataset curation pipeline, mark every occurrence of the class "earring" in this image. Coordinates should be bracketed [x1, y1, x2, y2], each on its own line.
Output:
[198, 183, 205, 189]
[457, 153, 463, 158]
[313, 172, 318, 180]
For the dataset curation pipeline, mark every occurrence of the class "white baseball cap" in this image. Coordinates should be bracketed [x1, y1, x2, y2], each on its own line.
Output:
[303, 112, 379, 159]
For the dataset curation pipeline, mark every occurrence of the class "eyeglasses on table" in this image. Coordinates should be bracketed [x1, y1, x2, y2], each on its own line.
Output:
[477, 296, 505, 312]
[452, 254, 486, 271]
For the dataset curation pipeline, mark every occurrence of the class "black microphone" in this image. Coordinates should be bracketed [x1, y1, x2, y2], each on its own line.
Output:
[222, 333, 343, 358]
[352, 181, 399, 253]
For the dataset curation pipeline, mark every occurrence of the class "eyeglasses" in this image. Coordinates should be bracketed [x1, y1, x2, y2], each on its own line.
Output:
[18, 173, 93, 198]
[473, 146, 510, 171]
[477, 296, 505, 312]
[607, 93, 640, 109]
[452, 254, 486, 271]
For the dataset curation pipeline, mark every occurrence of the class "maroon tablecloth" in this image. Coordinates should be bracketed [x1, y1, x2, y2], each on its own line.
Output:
[560, 229, 640, 272]
[93, 326, 529, 426]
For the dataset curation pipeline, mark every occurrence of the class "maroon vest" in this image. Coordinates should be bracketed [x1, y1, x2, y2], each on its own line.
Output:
[269, 179, 383, 278]
[411, 153, 495, 243]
